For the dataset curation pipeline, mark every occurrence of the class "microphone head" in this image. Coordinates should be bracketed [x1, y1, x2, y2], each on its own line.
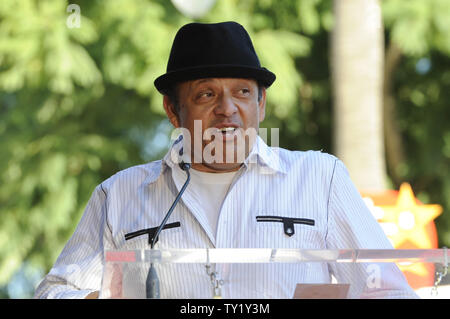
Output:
[179, 162, 191, 171]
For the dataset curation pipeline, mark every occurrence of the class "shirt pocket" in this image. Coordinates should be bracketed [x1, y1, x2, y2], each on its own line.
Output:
[256, 215, 315, 236]
[255, 215, 324, 249]
[121, 222, 183, 250]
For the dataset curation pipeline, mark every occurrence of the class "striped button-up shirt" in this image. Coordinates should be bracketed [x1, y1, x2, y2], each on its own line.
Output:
[34, 136, 417, 299]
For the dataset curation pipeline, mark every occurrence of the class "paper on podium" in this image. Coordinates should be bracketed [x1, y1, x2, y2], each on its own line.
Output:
[293, 283, 350, 299]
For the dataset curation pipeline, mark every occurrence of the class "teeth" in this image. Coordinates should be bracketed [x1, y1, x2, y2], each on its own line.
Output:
[219, 127, 235, 132]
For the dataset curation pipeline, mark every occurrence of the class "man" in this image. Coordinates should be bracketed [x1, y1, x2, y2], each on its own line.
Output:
[35, 21, 417, 299]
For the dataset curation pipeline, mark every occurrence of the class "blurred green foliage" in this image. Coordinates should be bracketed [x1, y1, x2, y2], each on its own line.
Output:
[382, 0, 450, 246]
[0, 0, 449, 297]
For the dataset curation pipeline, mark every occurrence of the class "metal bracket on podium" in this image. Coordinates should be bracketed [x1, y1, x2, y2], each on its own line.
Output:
[432, 247, 448, 296]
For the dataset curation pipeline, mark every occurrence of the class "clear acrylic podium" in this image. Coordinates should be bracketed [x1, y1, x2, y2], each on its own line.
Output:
[99, 248, 449, 299]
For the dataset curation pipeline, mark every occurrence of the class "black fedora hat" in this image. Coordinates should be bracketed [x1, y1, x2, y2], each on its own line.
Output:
[154, 21, 276, 94]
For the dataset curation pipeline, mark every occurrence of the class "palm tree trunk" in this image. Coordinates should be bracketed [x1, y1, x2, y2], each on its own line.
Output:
[383, 40, 406, 186]
[331, 0, 387, 191]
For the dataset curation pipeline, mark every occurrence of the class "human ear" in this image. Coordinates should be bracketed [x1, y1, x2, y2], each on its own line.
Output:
[163, 95, 180, 128]
[258, 87, 266, 123]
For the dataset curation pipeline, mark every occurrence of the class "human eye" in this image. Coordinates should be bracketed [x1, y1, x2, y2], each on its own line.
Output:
[195, 90, 214, 102]
[200, 91, 213, 98]
[237, 87, 251, 96]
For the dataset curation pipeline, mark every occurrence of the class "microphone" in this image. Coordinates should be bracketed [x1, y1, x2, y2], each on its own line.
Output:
[146, 161, 191, 299]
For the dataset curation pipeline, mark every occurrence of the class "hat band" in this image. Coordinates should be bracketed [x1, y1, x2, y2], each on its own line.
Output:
[155, 64, 275, 93]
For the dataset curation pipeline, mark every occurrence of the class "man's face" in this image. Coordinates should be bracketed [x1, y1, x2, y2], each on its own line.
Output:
[163, 78, 266, 172]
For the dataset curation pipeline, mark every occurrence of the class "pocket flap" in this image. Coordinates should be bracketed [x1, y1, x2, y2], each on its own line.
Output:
[256, 216, 315, 237]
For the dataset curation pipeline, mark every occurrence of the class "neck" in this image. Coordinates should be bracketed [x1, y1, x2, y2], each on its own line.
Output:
[190, 162, 243, 173]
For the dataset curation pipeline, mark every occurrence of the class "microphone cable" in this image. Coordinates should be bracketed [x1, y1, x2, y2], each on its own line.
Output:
[146, 162, 191, 298]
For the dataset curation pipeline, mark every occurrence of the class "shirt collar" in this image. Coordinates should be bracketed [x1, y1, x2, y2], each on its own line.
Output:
[162, 133, 186, 170]
[142, 135, 184, 187]
[146, 134, 286, 186]
[245, 135, 287, 175]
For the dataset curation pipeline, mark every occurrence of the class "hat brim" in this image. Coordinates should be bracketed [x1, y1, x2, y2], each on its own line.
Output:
[154, 64, 276, 94]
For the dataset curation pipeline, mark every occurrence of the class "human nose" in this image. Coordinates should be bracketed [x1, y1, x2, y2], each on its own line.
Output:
[214, 93, 238, 117]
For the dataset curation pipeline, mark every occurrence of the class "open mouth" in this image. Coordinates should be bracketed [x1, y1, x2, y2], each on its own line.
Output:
[218, 127, 237, 134]
[210, 126, 239, 143]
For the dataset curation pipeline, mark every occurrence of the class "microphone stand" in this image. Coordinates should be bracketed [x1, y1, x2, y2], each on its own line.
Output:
[146, 162, 191, 298]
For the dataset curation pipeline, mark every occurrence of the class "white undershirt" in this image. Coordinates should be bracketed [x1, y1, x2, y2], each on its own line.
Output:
[172, 165, 239, 238]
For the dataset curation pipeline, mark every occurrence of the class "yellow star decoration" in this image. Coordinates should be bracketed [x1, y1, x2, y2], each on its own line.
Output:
[377, 183, 443, 280]
[378, 183, 442, 249]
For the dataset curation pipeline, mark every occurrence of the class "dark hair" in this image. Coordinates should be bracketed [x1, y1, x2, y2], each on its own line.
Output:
[165, 81, 265, 115]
